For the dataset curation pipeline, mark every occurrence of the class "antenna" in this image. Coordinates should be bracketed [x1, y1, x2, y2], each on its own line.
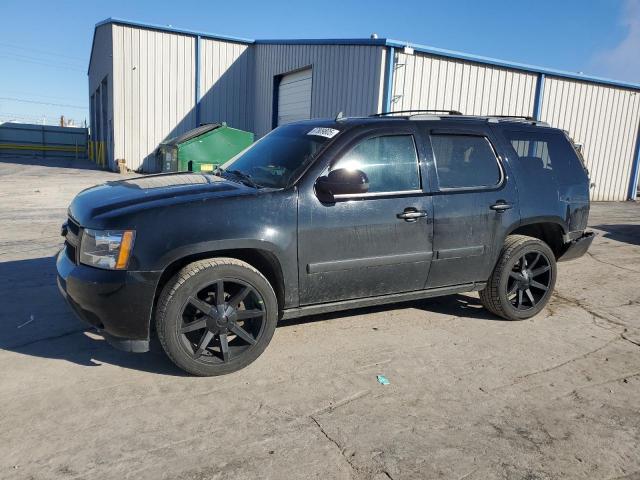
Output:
[335, 111, 346, 122]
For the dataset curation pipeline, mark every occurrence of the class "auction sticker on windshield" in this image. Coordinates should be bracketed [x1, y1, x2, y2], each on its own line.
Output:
[307, 127, 340, 139]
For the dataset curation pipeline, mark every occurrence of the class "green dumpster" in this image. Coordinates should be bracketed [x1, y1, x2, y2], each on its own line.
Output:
[158, 123, 253, 173]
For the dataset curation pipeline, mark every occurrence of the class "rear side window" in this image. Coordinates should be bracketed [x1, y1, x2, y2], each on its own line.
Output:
[502, 129, 585, 184]
[507, 135, 553, 171]
[430, 134, 501, 189]
[332, 135, 420, 193]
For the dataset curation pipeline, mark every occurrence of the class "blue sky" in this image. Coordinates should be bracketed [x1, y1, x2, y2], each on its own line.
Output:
[1, 0, 638, 125]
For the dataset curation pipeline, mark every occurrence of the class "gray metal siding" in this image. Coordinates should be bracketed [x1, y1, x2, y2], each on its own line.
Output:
[0, 123, 88, 158]
[112, 24, 196, 171]
[199, 38, 254, 132]
[390, 51, 538, 116]
[88, 24, 114, 167]
[88, 24, 113, 112]
[254, 44, 385, 137]
[90, 21, 640, 200]
[540, 76, 640, 201]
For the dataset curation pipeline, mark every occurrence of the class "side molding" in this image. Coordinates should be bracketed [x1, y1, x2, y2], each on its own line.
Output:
[281, 282, 484, 320]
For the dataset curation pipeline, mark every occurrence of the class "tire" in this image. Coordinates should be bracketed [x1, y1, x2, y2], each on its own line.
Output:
[480, 235, 557, 321]
[156, 258, 278, 376]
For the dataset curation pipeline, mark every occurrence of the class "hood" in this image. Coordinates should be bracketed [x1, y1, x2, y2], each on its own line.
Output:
[69, 172, 252, 225]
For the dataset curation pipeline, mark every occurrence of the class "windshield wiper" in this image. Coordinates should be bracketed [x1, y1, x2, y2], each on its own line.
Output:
[219, 168, 261, 189]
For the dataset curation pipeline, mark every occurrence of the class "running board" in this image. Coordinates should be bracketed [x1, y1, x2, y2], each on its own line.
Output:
[281, 282, 485, 320]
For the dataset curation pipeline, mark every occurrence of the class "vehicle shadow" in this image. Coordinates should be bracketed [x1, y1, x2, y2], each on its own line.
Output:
[591, 224, 640, 246]
[1, 254, 502, 376]
[0, 255, 187, 376]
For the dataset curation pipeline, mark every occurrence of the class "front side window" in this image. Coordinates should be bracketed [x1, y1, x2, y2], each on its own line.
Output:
[331, 135, 420, 193]
[431, 134, 501, 189]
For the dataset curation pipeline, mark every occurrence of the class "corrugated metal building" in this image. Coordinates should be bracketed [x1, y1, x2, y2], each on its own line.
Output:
[88, 18, 640, 201]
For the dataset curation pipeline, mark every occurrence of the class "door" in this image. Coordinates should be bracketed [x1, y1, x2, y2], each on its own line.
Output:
[298, 127, 434, 305]
[277, 68, 312, 126]
[420, 123, 519, 288]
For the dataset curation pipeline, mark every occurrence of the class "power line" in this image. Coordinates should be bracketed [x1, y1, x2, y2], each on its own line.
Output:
[0, 41, 85, 62]
[0, 51, 84, 68]
[0, 54, 85, 72]
[0, 96, 88, 110]
[0, 112, 62, 122]
[0, 111, 86, 125]
[2, 89, 84, 103]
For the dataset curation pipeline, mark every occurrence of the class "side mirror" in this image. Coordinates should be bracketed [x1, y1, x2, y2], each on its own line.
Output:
[316, 168, 369, 199]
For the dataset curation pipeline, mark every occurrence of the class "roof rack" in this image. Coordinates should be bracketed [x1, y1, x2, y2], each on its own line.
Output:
[485, 115, 549, 127]
[487, 115, 535, 121]
[371, 109, 463, 117]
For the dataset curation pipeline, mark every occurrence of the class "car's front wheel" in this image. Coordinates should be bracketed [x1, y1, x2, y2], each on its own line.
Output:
[156, 258, 278, 376]
[480, 235, 557, 320]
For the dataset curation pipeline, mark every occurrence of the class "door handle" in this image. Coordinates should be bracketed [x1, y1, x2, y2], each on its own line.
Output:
[397, 208, 427, 222]
[490, 202, 512, 212]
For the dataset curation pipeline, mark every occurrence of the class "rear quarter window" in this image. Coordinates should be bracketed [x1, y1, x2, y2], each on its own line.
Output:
[502, 129, 587, 186]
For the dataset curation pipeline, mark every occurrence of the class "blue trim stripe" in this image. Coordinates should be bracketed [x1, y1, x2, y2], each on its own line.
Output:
[254, 38, 387, 46]
[533, 74, 545, 120]
[95, 17, 254, 44]
[382, 46, 395, 113]
[89, 17, 640, 92]
[628, 124, 640, 200]
[195, 35, 201, 127]
[384, 39, 640, 91]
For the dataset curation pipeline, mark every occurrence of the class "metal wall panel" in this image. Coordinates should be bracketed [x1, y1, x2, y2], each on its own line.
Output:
[254, 44, 385, 137]
[88, 24, 114, 166]
[0, 123, 88, 158]
[199, 38, 254, 132]
[112, 25, 196, 171]
[540, 76, 640, 201]
[390, 51, 538, 116]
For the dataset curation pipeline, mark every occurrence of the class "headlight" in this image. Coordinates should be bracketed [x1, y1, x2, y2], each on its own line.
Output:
[79, 229, 136, 270]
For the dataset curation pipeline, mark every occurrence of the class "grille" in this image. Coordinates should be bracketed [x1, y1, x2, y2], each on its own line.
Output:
[65, 217, 81, 264]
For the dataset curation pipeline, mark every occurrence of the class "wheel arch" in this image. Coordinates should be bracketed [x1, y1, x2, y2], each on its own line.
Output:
[507, 219, 567, 258]
[151, 248, 287, 328]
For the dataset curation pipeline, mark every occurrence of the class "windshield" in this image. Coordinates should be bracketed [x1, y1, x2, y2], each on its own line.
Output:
[221, 124, 340, 188]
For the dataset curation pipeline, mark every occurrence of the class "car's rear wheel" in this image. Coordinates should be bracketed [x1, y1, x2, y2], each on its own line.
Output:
[156, 258, 278, 376]
[480, 235, 556, 320]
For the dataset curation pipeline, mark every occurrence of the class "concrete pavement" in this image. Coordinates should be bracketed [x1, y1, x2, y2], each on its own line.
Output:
[1, 156, 638, 480]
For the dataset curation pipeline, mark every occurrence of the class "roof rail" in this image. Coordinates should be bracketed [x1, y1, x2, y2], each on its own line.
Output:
[487, 115, 535, 121]
[371, 109, 463, 117]
[485, 115, 549, 127]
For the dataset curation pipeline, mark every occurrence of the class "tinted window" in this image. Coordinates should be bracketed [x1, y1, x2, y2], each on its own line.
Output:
[332, 135, 420, 193]
[509, 137, 553, 170]
[502, 130, 585, 184]
[223, 124, 338, 188]
[431, 134, 501, 189]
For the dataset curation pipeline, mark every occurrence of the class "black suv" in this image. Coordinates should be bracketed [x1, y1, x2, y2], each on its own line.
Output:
[57, 112, 594, 376]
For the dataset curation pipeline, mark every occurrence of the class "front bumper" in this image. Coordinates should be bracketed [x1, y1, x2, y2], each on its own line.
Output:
[558, 231, 595, 262]
[56, 249, 161, 352]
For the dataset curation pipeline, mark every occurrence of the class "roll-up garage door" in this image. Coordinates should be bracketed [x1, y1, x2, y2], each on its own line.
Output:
[277, 68, 312, 126]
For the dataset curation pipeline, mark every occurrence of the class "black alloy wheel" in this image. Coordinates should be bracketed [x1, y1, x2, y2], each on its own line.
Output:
[505, 251, 552, 311]
[480, 235, 557, 320]
[179, 279, 265, 363]
[156, 258, 278, 376]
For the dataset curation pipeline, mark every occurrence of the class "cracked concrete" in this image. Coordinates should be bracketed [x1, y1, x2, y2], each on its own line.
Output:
[1, 157, 640, 479]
